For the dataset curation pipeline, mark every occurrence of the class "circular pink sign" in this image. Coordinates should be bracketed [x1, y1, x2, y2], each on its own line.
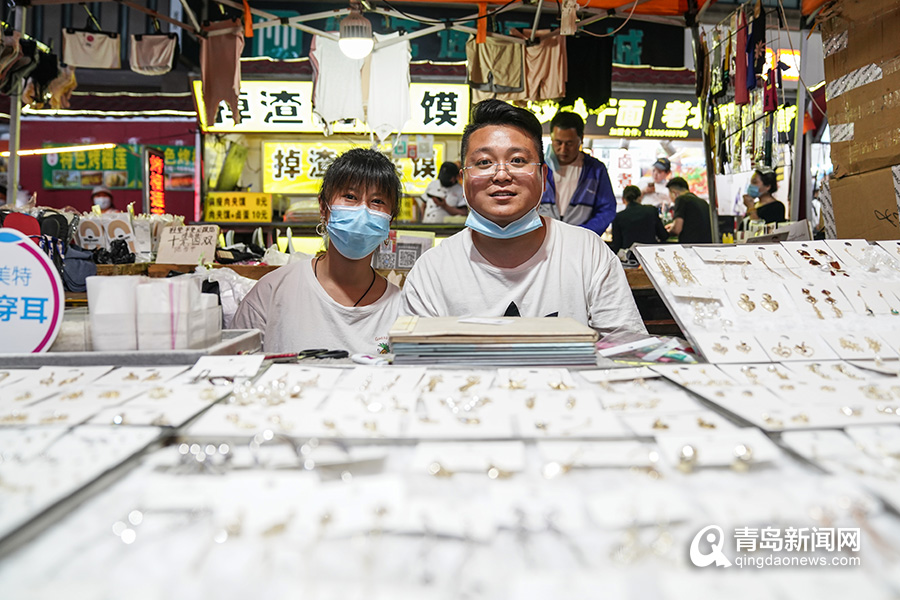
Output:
[0, 228, 65, 353]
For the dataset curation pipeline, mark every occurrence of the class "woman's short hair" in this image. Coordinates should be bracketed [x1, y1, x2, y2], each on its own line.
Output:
[318, 148, 402, 219]
[755, 167, 778, 193]
[622, 185, 642, 203]
[460, 100, 544, 165]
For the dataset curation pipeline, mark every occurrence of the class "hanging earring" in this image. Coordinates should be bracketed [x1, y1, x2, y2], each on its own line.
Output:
[315, 216, 327, 237]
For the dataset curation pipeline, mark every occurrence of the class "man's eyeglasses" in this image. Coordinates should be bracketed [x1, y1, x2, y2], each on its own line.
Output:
[462, 160, 541, 179]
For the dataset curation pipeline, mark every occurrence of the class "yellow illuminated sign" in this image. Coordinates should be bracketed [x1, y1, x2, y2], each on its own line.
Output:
[765, 48, 801, 82]
[205, 192, 273, 222]
[262, 142, 444, 196]
[193, 81, 469, 135]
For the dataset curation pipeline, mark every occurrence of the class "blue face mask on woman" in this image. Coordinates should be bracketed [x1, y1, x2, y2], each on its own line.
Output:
[326, 205, 391, 260]
[746, 184, 761, 198]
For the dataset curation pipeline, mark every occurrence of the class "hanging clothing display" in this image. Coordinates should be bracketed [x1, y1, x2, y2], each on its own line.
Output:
[310, 35, 366, 134]
[0, 31, 22, 81]
[524, 33, 567, 101]
[62, 29, 121, 69]
[734, 8, 749, 106]
[746, 1, 766, 92]
[200, 19, 244, 126]
[466, 36, 524, 95]
[47, 66, 78, 109]
[474, 31, 566, 103]
[0, 38, 38, 94]
[130, 33, 179, 76]
[22, 50, 59, 108]
[560, 35, 612, 110]
[364, 32, 411, 141]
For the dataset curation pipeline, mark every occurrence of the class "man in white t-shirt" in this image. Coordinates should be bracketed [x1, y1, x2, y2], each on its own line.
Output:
[402, 100, 645, 335]
[419, 162, 468, 223]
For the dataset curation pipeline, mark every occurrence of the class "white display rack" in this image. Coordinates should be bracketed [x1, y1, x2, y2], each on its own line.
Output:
[633, 240, 900, 363]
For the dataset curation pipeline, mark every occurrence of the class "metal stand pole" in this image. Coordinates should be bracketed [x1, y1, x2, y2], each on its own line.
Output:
[790, 20, 811, 223]
[689, 7, 720, 243]
[7, 6, 26, 203]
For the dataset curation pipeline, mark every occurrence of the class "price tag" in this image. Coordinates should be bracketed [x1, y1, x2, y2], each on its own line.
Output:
[0, 228, 65, 353]
[204, 192, 272, 223]
[155, 225, 219, 265]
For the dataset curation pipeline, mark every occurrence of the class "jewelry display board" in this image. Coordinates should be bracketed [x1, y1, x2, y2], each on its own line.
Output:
[2, 361, 900, 598]
[633, 241, 900, 363]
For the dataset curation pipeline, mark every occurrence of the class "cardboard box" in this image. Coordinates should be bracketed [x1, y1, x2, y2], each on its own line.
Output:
[829, 165, 900, 240]
[823, 0, 900, 178]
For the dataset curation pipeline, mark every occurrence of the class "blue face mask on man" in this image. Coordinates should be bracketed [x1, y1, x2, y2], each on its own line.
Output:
[465, 202, 543, 239]
[462, 171, 545, 240]
[326, 205, 391, 260]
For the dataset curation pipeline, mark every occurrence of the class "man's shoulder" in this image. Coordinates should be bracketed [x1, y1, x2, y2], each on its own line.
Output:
[411, 229, 468, 268]
[582, 152, 607, 170]
[679, 192, 706, 203]
[549, 218, 608, 249]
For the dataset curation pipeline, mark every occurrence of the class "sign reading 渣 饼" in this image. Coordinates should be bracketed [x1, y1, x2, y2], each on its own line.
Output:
[0, 228, 65, 353]
[204, 192, 273, 223]
[155, 225, 219, 265]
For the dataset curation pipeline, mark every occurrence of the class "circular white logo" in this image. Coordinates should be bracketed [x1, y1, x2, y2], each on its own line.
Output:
[46, 152, 59, 167]
[690, 525, 732, 568]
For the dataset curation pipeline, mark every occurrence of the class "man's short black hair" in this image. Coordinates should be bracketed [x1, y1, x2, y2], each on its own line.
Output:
[666, 177, 690, 193]
[550, 111, 584, 138]
[622, 185, 642, 203]
[461, 100, 544, 165]
[318, 147, 402, 220]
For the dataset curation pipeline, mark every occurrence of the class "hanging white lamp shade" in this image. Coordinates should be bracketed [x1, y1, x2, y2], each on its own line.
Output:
[339, 9, 374, 60]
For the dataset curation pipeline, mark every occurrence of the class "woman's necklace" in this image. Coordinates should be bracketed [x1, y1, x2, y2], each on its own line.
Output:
[315, 255, 377, 307]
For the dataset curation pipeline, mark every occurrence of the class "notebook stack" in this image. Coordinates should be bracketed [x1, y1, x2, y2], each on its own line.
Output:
[389, 316, 600, 366]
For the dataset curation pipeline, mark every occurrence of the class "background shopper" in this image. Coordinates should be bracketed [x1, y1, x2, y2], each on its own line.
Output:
[610, 185, 669, 255]
[665, 177, 712, 244]
[539, 111, 617, 236]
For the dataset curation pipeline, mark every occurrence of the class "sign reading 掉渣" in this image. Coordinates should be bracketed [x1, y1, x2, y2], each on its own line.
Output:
[0, 228, 65, 353]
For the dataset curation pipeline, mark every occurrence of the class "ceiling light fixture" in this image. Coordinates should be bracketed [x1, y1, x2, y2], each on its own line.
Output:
[338, 1, 374, 60]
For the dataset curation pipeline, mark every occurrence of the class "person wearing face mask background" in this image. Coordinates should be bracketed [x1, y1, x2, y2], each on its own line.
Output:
[231, 148, 402, 354]
[401, 100, 645, 335]
[742, 167, 785, 225]
[91, 186, 120, 213]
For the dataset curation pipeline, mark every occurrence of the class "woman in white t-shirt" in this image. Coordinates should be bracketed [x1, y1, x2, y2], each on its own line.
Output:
[232, 148, 402, 355]
[418, 161, 468, 223]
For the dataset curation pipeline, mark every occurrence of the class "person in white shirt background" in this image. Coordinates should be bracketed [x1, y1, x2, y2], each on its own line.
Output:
[402, 99, 646, 335]
[418, 161, 468, 223]
[232, 148, 403, 355]
[638, 157, 673, 213]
